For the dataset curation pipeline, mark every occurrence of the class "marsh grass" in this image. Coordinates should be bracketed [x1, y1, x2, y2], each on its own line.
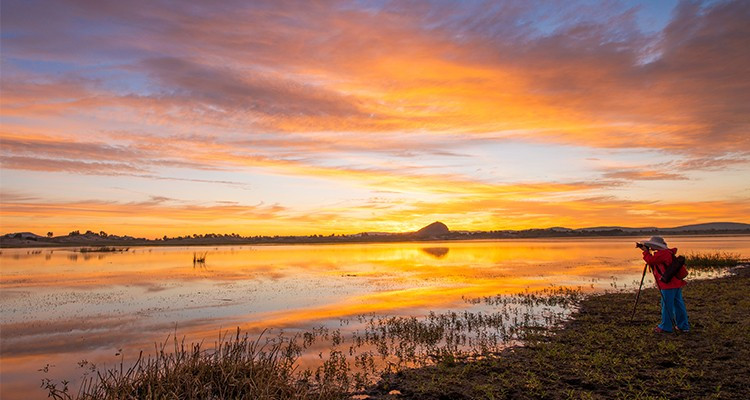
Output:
[685, 251, 743, 269]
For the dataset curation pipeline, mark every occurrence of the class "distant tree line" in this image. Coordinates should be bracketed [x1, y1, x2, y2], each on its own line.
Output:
[5, 226, 749, 246]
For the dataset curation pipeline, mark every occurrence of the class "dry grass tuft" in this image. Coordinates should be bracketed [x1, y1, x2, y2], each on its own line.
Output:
[43, 329, 350, 400]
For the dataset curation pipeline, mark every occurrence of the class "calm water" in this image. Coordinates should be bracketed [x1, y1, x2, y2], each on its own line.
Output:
[1, 236, 748, 398]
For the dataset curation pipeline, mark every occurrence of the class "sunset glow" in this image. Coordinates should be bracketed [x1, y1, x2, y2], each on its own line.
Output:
[1, 0, 749, 237]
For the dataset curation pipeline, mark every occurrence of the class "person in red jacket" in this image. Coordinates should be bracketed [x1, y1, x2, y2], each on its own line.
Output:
[638, 236, 690, 333]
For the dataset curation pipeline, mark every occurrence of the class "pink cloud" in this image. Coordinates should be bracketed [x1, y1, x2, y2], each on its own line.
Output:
[3, 1, 748, 156]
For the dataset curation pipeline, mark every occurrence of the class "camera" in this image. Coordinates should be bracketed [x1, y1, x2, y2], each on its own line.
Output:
[635, 242, 649, 250]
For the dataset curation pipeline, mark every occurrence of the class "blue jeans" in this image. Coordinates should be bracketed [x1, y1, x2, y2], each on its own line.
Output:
[659, 288, 690, 332]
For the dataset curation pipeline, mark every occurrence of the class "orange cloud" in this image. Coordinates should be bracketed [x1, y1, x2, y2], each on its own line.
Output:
[3, 1, 748, 153]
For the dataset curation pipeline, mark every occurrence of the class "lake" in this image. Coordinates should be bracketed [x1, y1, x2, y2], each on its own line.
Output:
[1, 236, 748, 398]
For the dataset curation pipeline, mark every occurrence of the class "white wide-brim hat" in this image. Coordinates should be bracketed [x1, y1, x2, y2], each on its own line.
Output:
[643, 236, 668, 250]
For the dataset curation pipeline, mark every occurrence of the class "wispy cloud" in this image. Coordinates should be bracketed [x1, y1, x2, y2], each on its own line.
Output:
[601, 169, 688, 181]
[4, 0, 748, 153]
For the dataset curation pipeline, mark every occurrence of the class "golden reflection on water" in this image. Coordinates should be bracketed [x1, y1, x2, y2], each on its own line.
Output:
[1, 237, 748, 398]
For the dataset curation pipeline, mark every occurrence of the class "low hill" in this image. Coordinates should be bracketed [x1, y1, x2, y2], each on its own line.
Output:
[668, 222, 750, 231]
[414, 222, 450, 238]
[574, 222, 750, 233]
[2, 232, 45, 240]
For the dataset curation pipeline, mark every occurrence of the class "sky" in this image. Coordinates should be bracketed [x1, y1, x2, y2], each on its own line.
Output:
[1, 0, 749, 238]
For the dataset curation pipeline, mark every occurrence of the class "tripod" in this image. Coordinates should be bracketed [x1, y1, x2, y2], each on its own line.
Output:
[630, 263, 648, 323]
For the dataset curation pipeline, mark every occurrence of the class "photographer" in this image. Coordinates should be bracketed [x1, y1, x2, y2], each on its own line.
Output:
[637, 236, 690, 333]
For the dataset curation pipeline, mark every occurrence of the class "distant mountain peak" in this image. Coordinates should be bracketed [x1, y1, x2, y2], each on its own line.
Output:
[415, 221, 450, 238]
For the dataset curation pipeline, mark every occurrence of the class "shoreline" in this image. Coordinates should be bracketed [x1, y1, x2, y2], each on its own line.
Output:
[3, 232, 750, 249]
[364, 266, 750, 399]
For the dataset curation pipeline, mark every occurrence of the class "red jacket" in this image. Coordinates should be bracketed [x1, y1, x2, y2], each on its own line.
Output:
[643, 248, 686, 290]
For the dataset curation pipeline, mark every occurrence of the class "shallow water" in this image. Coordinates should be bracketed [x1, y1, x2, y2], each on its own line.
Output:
[1, 236, 748, 398]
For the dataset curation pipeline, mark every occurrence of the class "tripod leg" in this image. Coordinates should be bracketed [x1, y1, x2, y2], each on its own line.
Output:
[630, 264, 648, 323]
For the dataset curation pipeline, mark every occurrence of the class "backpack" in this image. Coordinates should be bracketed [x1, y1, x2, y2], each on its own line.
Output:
[660, 254, 688, 283]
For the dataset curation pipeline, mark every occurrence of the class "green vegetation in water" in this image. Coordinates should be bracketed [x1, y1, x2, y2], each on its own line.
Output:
[685, 251, 743, 269]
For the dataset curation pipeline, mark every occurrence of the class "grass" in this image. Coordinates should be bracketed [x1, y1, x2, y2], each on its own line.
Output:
[43, 252, 746, 399]
[685, 251, 743, 269]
